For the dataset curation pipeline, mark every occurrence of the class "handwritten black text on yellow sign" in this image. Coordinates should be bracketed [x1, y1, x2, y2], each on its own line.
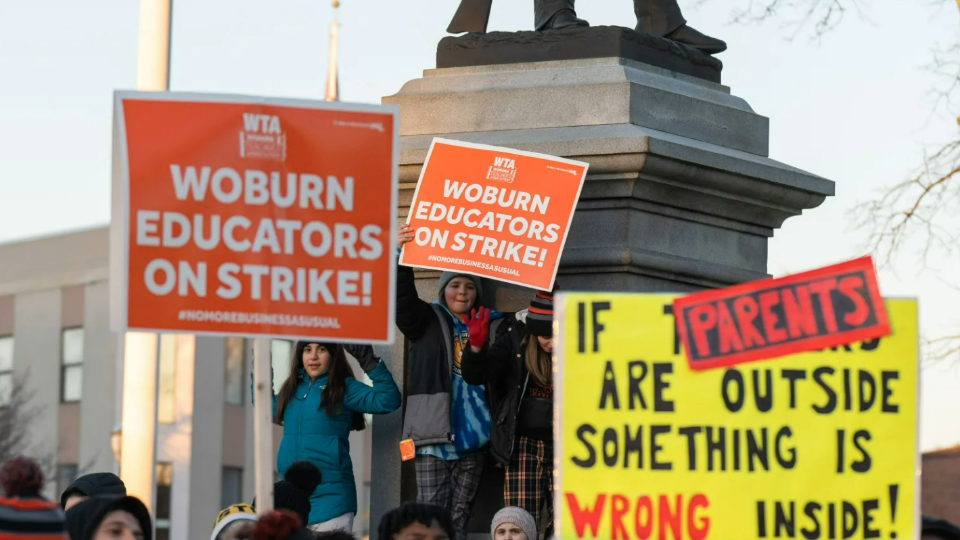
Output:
[555, 294, 918, 540]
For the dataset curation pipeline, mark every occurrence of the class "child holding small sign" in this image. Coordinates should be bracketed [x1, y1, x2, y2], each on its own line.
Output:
[461, 289, 557, 539]
[396, 225, 505, 540]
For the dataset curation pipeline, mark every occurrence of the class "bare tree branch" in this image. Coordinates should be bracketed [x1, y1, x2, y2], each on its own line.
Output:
[727, 0, 867, 40]
[855, 139, 960, 267]
[0, 372, 57, 481]
[727, 0, 960, 362]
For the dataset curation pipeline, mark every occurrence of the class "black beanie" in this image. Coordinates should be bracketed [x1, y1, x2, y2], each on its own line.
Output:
[266, 461, 322, 527]
[60, 472, 126, 509]
[526, 290, 555, 337]
[66, 495, 152, 540]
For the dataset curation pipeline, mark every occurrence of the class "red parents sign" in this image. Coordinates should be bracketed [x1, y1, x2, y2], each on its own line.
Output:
[110, 91, 399, 343]
[673, 257, 891, 370]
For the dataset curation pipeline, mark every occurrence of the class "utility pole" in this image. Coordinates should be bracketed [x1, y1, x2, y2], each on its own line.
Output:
[325, 1, 340, 102]
[118, 0, 172, 526]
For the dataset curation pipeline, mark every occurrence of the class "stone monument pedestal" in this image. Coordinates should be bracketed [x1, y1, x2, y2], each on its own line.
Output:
[371, 52, 833, 537]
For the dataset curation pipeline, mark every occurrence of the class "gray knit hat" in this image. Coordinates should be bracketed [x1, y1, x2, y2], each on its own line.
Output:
[438, 272, 483, 304]
[491, 507, 537, 540]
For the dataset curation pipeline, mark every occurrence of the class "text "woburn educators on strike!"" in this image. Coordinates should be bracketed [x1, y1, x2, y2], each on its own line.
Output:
[112, 93, 398, 342]
[400, 138, 587, 291]
[137, 164, 382, 306]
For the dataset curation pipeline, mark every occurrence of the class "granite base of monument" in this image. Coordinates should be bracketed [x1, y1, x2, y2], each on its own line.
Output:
[371, 53, 835, 538]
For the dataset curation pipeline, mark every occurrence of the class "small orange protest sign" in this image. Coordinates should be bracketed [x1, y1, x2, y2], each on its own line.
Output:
[110, 92, 399, 343]
[399, 138, 588, 291]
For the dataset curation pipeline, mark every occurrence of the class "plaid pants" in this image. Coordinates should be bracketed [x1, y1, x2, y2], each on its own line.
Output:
[415, 453, 485, 538]
[505, 436, 554, 539]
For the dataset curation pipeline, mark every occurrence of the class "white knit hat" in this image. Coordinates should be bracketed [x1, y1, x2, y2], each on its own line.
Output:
[491, 507, 537, 540]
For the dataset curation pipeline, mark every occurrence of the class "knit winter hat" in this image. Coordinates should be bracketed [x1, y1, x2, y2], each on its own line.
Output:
[0, 497, 68, 540]
[0, 457, 67, 540]
[65, 495, 152, 540]
[60, 472, 126, 509]
[253, 461, 321, 527]
[491, 507, 536, 540]
[211, 503, 258, 540]
[438, 272, 483, 304]
[526, 289, 555, 337]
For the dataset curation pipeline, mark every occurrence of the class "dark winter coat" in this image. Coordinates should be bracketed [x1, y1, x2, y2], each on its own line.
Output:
[395, 264, 503, 446]
[459, 311, 530, 467]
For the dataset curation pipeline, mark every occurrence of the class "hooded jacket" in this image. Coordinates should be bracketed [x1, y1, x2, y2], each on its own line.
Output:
[59, 473, 126, 510]
[65, 496, 151, 540]
[269, 362, 401, 525]
[396, 265, 504, 448]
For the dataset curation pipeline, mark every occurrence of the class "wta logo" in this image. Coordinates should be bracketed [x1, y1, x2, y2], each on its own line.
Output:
[239, 113, 287, 162]
[486, 156, 516, 183]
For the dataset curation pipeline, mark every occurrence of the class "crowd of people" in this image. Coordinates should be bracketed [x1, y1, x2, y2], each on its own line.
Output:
[238, 226, 560, 539]
[0, 453, 550, 540]
[1, 229, 956, 540]
[0, 453, 957, 540]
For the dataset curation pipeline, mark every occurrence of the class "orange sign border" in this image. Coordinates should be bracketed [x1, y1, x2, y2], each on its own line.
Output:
[109, 90, 400, 344]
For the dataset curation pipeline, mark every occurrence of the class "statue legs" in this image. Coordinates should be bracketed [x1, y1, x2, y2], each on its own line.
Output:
[534, 0, 726, 54]
[634, 0, 685, 36]
[534, 0, 588, 31]
[636, 0, 727, 54]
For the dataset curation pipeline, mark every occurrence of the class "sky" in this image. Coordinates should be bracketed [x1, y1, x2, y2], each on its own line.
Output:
[0, 0, 958, 451]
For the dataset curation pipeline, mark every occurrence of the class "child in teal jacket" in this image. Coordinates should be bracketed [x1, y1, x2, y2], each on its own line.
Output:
[259, 341, 401, 532]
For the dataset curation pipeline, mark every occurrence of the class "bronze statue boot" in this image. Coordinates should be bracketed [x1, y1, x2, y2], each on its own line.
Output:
[535, 0, 589, 31]
[662, 24, 727, 54]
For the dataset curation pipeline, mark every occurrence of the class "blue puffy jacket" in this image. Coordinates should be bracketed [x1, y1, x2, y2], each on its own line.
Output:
[265, 362, 401, 525]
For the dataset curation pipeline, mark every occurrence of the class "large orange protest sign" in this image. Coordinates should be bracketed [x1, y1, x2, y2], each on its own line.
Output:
[399, 138, 588, 291]
[110, 92, 399, 343]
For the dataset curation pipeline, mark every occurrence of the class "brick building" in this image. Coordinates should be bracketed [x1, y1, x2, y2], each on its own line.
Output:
[923, 445, 960, 522]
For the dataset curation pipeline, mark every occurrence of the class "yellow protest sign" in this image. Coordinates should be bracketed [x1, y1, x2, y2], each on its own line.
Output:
[555, 293, 918, 540]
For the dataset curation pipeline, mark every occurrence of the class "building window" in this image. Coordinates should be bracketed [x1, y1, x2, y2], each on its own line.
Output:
[224, 338, 245, 406]
[270, 340, 293, 395]
[155, 463, 173, 540]
[221, 467, 243, 508]
[60, 328, 83, 403]
[0, 336, 12, 407]
[56, 465, 78, 496]
[158, 334, 177, 424]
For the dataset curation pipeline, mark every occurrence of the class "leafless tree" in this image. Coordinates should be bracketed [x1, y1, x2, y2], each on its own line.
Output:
[727, 0, 866, 39]
[0, 373, 57, 482]
[729, 0, 960, 361]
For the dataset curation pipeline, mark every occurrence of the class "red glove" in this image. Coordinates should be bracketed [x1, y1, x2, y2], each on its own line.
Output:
[467, 307, 491, 348]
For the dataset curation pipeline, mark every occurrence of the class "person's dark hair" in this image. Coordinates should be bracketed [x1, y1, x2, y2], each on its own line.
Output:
[314, 530, 357, 540]
[274, 342, 365, 431]
[253, 510, 313, 540]
[0, 456, 44, 497]
[377, 502, 454, 540]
